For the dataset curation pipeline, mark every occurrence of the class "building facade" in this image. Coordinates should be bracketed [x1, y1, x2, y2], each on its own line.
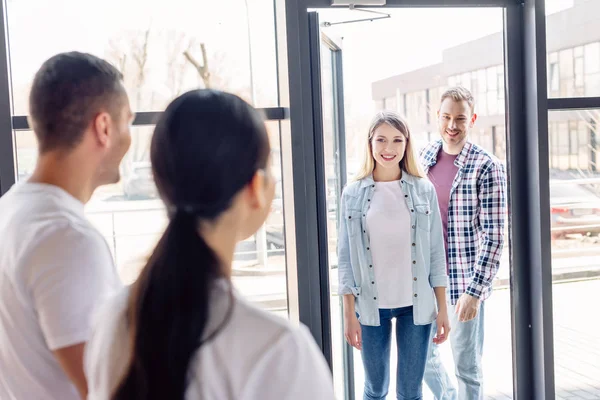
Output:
[372, 0, 600, 176]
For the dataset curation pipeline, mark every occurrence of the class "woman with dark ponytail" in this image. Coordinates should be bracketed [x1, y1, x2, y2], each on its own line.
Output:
[83, 89, 335, 400]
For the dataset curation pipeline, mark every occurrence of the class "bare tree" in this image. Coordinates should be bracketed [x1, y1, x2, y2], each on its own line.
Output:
[131, 28, 151, 110]
[105, 29, 152, 164]
[183, 43, 211, 89]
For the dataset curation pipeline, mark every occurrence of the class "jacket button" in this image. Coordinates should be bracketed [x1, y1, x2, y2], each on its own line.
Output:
[367, 247, 370, 250]
[404, 195, 408, 198]
[371, 281, 374, 284]
[426, 211, 429, 215]
[414, 294, 418, 297]
[412, 225, 415, 229]
[372, 184, 375, 187]
[363, 230, 366, 233]
[369, 265, 373, 268]
[348, 216, 352, 219]
[413, 261, 416, 264]
[367, 199, 370, 202]
[374, 297, 377, 300]
[357, 293, 360, 296]
[363, 214, 365, 217]
[412, 243, 416, 246]
[411, 209, 414, 212]
[413, 277, 417, 281]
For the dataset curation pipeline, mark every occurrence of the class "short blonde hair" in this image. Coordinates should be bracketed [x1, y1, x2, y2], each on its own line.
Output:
[440, 86, 475, 114]
[354, 110, 424, 181]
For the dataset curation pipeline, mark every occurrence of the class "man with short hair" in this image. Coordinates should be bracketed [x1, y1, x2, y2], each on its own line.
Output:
[420, 86, 507, 400]
[0, 52, 133, 400]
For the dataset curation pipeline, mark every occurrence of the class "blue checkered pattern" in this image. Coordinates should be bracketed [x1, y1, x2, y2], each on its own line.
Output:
[420, 140, 507, 304]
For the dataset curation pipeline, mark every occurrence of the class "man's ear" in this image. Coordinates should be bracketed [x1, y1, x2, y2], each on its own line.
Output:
[469, 113, 478, 128]
[92, 111, 111, 148]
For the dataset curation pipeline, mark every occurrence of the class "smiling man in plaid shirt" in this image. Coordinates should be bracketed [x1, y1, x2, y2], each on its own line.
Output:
[420, 86, 507, 400]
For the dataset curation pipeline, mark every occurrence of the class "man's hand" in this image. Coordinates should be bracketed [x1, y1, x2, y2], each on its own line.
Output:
[455, 293, 481, 322]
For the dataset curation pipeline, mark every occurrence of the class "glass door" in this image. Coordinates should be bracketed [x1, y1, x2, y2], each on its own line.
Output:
[307, 10, 351, 399]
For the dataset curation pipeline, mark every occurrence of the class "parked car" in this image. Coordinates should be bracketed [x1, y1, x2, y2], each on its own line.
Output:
[550, 181, 600, 238]
[123, 162, 158, 200]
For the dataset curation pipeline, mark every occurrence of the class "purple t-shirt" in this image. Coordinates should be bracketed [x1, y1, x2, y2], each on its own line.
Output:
[427, 150, 459, 270]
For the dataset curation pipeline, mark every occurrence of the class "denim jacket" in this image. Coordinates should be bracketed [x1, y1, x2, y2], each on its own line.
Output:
[337, 173, 448, 326]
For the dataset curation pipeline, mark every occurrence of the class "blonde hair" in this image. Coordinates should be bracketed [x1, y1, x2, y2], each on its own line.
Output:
[354, 110, 424, 181]
[440, 86, 475, 114]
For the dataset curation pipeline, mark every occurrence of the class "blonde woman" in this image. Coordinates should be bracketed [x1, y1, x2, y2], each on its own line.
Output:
[337, 111, 450, 400]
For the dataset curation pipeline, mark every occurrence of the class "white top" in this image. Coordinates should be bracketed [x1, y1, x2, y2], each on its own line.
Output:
[84, 280, 336, 400]
[0, 182, 121, 400]
[366, 180, 413, 309]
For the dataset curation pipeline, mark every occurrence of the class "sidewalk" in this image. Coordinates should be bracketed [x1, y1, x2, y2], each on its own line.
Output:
[232, 248, 600, 310]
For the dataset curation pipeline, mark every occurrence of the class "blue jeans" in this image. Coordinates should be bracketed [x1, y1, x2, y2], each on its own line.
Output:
[423, 301, 485, 400]
[360, 306, 432, 400]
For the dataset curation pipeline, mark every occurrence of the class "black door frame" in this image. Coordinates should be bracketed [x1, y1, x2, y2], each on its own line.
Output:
[277, 0, 571, 398]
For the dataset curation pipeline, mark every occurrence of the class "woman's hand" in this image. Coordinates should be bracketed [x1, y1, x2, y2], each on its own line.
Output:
[344, 313, 362, 350]
[433, 307, 451, 345]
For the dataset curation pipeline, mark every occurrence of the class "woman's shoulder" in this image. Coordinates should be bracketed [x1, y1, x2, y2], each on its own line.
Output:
[342, 180, 362, 196]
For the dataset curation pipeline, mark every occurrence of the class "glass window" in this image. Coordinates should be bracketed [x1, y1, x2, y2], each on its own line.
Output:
[384, 96, 397, 112]
[487, 90, 497, 116]
[548, 110, 600, 399]
[584, 42, 600, 74]
[7, 0, 279, 114]
[8, 0, 289, 317]
[578, 121, 590, 170]
[461, 72, 471, 90]
[559, 48, 574, 97]
[478, 93, 488, 117]
[575, 57, 585, 93]
[585, 73, 600, 97]
[478, 69, 487, 92]
[549, 62, 560, 94]
[397, 93, 406, 117]
[569, 121, 579, 169]
[487, 66, 498, 91]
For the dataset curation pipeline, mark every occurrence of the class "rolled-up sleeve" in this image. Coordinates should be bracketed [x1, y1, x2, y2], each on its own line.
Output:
[428, 186, 448, 288]
[337, 189, 355, 296]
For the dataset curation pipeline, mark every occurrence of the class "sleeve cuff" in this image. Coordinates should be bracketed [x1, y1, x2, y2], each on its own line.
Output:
[465, 283, 486, 299]
[338, 285, 362, 297]
[430, 275, 448, 288]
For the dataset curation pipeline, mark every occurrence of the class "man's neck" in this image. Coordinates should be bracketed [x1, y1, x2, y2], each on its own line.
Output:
[442, 139, 467, 156]
[28, 152, 97, 204]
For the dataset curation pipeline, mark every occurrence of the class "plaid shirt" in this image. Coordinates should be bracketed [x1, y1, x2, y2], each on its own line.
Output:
[420, 140, 507, 304]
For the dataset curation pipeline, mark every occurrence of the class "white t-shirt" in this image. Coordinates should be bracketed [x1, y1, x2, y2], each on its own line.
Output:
[0, 182, 121, 400]
[85, 280, 336, 400]
[366, 180, 413, 309]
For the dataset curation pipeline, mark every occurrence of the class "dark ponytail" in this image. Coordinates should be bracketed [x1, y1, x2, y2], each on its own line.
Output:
[111, 90, 269, 400]
[112, 209, 220, 399]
